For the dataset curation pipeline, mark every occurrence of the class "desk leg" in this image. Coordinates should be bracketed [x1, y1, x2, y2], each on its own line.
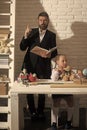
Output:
[11, 92, 19, 130]
[19, 94, 27, 130]
[72, 96, 79, 127]
[86, 108, 87, 128]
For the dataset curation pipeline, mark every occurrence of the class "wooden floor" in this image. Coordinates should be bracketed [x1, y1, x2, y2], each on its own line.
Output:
[24, 108, 87, 130]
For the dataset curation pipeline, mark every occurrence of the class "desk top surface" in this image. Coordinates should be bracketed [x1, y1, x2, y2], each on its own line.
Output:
[10, 79, 87, 95]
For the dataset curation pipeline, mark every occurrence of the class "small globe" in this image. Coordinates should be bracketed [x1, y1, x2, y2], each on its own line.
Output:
[83, 68, 87, 77]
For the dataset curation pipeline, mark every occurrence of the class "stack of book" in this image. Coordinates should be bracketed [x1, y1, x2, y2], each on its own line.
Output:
[0, 54, 9, 69]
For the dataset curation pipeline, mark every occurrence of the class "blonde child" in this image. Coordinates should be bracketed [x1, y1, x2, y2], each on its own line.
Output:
[51, 54, 73, 130]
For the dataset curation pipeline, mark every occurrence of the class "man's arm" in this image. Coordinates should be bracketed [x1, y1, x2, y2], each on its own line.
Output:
[20, 25, 32, 51]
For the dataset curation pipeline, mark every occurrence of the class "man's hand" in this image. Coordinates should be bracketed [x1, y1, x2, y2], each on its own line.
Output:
[41, 51, 51, 58]
[45, 51, 51, 58]
[24, 25, 32, 39]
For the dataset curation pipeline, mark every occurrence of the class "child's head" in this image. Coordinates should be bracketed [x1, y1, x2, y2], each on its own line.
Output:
[55, 54, 67, 68]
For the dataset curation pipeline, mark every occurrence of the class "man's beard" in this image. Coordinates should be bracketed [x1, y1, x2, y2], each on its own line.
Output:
[39, 24, 48, 30]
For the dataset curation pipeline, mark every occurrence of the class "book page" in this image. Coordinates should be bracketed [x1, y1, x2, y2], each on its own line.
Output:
[30, 46, 57, 57]
[49, 46, 57, 53]
[30, 46, 49, 56]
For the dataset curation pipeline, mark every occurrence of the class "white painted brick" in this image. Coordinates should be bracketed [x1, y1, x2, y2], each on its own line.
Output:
[1, 0, 87, 112]
[1, 0, 87, 84]
[58, 15, 74, 20]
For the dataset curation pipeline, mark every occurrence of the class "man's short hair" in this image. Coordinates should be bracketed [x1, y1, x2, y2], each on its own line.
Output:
[38, 11, 49, 19]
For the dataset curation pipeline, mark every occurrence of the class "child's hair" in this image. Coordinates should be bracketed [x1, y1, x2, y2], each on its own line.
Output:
[54, 54, 67, 62]
[51, 54, 67, 69]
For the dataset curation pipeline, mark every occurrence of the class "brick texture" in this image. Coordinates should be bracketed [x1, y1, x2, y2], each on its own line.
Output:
[1, 0, 87, 80]
[1, 0, 87, 112]
[14, 0, 87, 78]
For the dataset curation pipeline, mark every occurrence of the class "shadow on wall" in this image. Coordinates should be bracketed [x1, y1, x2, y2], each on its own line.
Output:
[15, 0, 87, 78]
[15, 0, 59, 78]
[59, 21, 87, 70]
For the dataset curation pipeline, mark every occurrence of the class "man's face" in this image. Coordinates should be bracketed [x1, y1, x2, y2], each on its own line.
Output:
[38, 16, 49, 30]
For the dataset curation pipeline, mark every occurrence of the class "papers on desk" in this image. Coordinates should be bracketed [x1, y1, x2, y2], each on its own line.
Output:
[29, 79, 73, 85]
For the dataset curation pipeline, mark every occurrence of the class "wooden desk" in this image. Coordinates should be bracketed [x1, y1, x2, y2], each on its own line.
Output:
[10, 81, 87, 130]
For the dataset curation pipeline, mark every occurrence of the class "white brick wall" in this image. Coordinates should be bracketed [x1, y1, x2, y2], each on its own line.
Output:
[15, 0, 87, 78]
[1, 0, 87, 110]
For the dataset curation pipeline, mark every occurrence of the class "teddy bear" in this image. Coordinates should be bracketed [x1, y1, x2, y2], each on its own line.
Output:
[61, 66, 82, 82]
[0, 40, 10, 53]
[0, 33, 12, 54]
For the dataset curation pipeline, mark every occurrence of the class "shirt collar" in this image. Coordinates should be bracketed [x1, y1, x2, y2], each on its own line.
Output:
[39, 28, 46, 34]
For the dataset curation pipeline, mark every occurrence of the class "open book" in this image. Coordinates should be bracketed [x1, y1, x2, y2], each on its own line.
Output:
[30, 46, 57, 57]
